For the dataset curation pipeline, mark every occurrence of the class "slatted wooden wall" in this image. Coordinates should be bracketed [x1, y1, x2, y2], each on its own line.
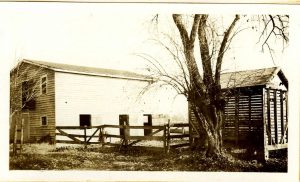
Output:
[223, 87, 264, 145]
[188, 103, 201, 139]
[264, 88, 288, 145]
[188, 86, 288, 150]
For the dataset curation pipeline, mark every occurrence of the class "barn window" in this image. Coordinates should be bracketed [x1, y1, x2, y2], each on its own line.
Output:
[22, 80, 30, 107]
[41, 116, 48, 126]
[41, 75, 47, 94]
[80, 114, 91, 127]
[21, 80, 36, 110]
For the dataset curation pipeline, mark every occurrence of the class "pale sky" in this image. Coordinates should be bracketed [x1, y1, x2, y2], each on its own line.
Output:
[0, 4, 153, 71]
[0, 3, 290, 74]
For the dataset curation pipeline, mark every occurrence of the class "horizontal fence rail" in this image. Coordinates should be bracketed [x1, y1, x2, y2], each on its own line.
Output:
[55, 122, 190, 153]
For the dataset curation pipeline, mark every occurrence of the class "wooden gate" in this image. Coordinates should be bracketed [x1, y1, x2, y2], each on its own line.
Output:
[55, 122, 190, 153]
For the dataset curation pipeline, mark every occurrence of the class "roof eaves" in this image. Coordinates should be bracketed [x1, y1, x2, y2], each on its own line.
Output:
[277, 69, 289, 90]
[23, 59, 153, 82]
[265, 67, 281, 84]
[53, 68, 153, 82]
[221, 84, 265, 90]
[23, 59, 56, 70]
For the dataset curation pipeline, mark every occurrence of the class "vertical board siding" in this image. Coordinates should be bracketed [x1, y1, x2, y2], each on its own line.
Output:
[55, 72, 187, 140]
[188, 72, 288, 151]
[188, 103, 200, 138]
[264, 88, 288, 145]
[274, 90, 278, 143]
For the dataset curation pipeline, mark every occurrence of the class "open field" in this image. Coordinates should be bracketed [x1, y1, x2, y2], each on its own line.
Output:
[9, 143, 287, 172]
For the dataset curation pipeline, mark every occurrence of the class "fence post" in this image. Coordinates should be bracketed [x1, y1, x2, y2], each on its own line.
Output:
[163, 124, 167, 153]
[124, 125, 129, 147]
[84, 125, 87, 149]
[167, 120, 170, 153]
[20, 119, 24, 153]
[119, 114, 129, 149]
[13, 119, 18, 156]
[99, 127, 105, 146]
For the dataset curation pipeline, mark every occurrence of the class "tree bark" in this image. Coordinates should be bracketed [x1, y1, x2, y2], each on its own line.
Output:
[172, 14, 239, 157]
[191, 101, 224, 157]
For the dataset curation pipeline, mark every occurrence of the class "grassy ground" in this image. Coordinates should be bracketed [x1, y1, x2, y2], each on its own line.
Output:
[9, 143, 287, 172]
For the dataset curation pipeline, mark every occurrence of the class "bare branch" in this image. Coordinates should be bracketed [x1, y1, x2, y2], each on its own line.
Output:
[134, 53, 168, 76]
[258, 15, 289, 58]
[215, 15, 240, 86]
[149, 37, 190, 91]
[173, 14, 207, 96]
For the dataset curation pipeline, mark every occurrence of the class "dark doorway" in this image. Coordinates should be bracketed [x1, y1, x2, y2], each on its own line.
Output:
[119, 114, 129, 136]
[143, 114, 152, 136]
[79, 114, 91, 127]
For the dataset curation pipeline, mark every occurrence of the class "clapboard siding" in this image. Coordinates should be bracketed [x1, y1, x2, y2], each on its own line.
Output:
[10, 62, 55, 141]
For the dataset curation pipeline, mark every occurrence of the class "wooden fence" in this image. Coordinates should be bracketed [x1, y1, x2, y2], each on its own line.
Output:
[55, 122, 189, 153]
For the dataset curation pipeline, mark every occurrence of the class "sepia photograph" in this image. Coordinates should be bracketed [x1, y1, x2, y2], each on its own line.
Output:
[0, 2, 299, 182]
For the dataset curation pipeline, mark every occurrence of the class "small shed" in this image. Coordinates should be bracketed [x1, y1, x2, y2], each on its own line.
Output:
[189, 67, 288, 159]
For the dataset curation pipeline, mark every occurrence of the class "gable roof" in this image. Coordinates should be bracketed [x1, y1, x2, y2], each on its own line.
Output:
[14, 60, 288, 89]
[21, 59, 152, 82]
[220, 67, 288, 89]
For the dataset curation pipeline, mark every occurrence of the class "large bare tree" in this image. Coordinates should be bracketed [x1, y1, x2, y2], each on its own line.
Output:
[139, 14, 288, 157]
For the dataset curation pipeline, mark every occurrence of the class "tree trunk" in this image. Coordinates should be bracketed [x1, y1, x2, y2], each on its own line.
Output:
[191, 102, 224, 157]
[172, 14, 227, 157]
[206, 128, 222, 157]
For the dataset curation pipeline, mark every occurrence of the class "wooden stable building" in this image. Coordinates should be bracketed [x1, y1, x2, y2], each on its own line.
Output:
[189, 67, 288, 159]
[10, 59, 187, 143]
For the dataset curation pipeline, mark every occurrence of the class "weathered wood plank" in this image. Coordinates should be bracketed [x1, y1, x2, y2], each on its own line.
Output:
[56, 126, 95, 129]
[88, 141, 102, 144]
[285, 92, 288, 142]
[235, 92, 239, 144]
[267, 89, 271, 145]
[87, 128, 100, 142]
[128, 135, 164, 141]
[170, 143, 190, 148]
[265, 143, 288, 151]
[274, 90, 278, 144]
[169, 134, 190, 138]
[101, 124, 165, 130]
[128, 125, 165, 129]
[56, 128, 82, 143]
[55, 133, 98, 138]
[128, 128, 164, 146]
[103, 134, 123, 138]
[56, 140, 83, 144]
[170, 123, 189, 127]
[280, 90, 284, 140]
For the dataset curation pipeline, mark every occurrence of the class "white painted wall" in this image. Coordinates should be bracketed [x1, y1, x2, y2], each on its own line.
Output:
[54, 72, 187, 141]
